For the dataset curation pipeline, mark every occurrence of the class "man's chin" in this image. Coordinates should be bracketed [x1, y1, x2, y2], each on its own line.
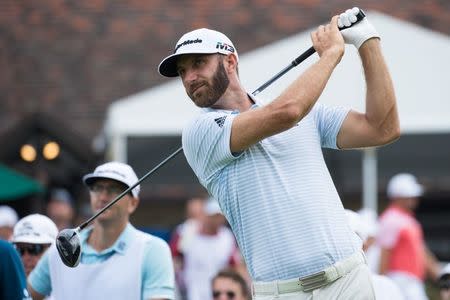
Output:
[195, 102, 209, 108]
[192, 97, 219, 108]
[95, 216, 115, 225]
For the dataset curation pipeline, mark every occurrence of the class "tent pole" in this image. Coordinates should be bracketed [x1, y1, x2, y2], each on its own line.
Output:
[110, 133, 127, 163]
[362, 147, 378, 213]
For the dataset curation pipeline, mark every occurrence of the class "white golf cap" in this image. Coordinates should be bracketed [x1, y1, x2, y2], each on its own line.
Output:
[12, 214, 58, 244]
[83, 162, 140, 198]
[204, 198, 222, 216]
[387, 173, 423, 198]
[158, 28, 238, 77]
[0, 205, 18, 227]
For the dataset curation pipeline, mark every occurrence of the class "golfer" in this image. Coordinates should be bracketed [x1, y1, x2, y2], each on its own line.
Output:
[158, 7, 399, 299]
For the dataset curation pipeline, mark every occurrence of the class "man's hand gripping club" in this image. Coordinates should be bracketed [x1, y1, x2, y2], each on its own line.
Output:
[338, 7, 380, 49]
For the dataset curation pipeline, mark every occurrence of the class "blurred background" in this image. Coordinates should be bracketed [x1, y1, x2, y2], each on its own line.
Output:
[0, 0, 449, 276]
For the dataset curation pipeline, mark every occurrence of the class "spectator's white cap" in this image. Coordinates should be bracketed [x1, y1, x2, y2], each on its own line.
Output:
[158, 28, 238, 77]
[83, 162, 140, 197]
[387, 173, 423, 198]
[439, 263, 450, 279]
[12, 214, 58, 244]
[345, 209, 369, 242]
[0, 205, 18, 227]
[204, 198, 222, 216]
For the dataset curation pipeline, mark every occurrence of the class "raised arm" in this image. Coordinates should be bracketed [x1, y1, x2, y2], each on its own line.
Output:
[337, 38, 400, 149]
[230, 16, 344, 152]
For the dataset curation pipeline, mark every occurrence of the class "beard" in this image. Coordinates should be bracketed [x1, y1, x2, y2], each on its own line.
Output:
[187, 58, 230, 108]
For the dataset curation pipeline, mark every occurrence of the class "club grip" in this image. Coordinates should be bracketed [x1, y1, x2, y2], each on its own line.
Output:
[291, 8, 366, 67]
[253, 8, 367, 96]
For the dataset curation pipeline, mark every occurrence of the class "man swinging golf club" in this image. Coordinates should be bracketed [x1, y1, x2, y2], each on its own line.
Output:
[28, 162, 175, 300]
[158, 7, 399, 299]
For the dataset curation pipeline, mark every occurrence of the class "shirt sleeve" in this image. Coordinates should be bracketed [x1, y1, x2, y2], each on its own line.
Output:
[311, 102, 350, 149]
[28, 250, 52, 296]
[182, 112, 240, 187]
[142, 237, 175, 300]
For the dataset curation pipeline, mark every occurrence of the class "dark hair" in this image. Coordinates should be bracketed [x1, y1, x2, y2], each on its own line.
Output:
[212, 268, 250, 299]
[439, 274, 450, 289]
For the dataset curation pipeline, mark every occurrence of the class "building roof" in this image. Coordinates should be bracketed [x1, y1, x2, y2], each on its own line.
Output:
[1, 1, 448, 142]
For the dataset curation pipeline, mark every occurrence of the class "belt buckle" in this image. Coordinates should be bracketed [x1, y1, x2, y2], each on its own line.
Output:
[298, 270, 327, 292]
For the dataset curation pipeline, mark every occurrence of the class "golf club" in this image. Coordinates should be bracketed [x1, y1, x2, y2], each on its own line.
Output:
[253, 8, 365, 95]
[56, 8, 366, 268]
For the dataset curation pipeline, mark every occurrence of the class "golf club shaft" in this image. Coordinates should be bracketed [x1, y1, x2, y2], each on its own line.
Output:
[79, 147, 183, 230]
[253, 9, 366, 96]
[76, 9, 366, 231]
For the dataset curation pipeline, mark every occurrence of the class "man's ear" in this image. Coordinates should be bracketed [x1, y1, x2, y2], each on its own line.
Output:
[224, 54, 238, 73]
[128, 196, 139, 214]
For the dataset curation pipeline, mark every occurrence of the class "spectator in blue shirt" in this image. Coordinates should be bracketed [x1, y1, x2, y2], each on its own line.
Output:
[28, 162, 175, 300]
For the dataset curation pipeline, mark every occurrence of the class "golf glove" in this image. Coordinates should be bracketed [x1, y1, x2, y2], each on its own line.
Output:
[338, 7, 380, 49]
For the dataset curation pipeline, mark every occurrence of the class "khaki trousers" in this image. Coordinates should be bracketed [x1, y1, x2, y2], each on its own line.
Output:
[252, 264, 375, 300]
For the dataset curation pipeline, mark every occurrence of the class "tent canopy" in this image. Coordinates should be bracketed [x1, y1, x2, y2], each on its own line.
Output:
[106, 11, 450, 140]
[0, 165, 43, 201]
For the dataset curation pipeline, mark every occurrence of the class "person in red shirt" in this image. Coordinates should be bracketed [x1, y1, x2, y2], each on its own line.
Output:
[377, 173, 441, 300]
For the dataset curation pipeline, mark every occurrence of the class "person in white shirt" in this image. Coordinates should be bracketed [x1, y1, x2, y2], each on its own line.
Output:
[177, 198, 244, 300]
[345, 209, 404, 300]
[158, 7, 399, 299]
[169, 197, 207, 299]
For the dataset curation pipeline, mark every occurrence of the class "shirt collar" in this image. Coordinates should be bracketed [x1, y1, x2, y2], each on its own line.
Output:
[80, 223, 134, 256]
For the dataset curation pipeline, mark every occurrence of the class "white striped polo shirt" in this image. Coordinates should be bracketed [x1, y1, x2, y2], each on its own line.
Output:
[182, 97, 361, 281]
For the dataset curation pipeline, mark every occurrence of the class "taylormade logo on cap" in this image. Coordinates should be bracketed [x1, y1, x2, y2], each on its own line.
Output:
[158, 28, 238, 77]
[174, 38, 203, 52]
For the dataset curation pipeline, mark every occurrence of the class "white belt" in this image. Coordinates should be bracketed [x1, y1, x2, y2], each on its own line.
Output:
[252, 251, 366, 295]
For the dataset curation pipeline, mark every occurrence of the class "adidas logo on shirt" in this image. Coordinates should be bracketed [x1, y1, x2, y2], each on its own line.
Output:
[214, 116, 227, 128]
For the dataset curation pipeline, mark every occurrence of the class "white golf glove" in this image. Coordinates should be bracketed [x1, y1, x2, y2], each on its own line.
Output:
[338, 7, 380, 49]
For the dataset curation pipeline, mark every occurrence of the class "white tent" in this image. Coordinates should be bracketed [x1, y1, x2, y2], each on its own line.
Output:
[105, 12, 450, 210]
